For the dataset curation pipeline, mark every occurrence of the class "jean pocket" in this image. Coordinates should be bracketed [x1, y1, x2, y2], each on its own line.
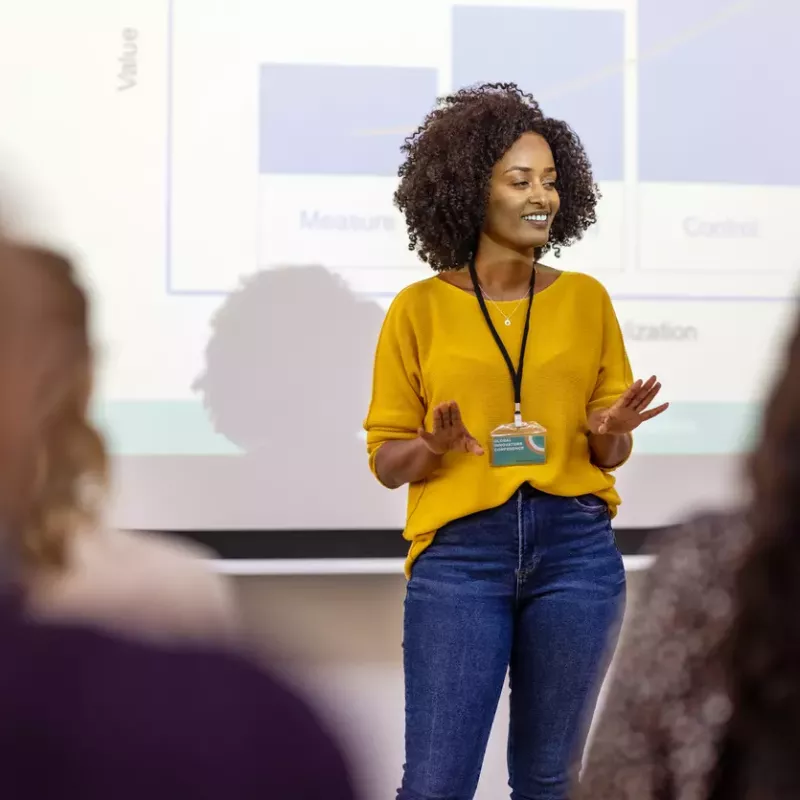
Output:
[571, 493, 609, 515]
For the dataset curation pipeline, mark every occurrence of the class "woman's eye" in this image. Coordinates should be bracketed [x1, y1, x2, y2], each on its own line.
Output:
[513, 181, 529, 188]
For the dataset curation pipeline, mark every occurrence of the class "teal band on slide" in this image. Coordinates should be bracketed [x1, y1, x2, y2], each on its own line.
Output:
[92, 401, 759, 456]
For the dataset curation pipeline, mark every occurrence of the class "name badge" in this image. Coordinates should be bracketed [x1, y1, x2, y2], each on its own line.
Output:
[490, 420, 547, 467]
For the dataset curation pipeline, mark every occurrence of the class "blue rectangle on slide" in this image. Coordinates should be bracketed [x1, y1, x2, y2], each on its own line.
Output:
[638, 0, 800, 184]
[260, 64, 437, 176]
[452, 6, 625, 182]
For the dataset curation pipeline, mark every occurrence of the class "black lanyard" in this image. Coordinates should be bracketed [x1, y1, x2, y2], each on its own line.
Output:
[468, 259, 536, 426]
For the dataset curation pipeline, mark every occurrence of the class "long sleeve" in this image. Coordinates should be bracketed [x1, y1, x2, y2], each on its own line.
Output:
[363, 294, 426, 478]
[588, 286, 633, 414]
[586, 286, 635, 472]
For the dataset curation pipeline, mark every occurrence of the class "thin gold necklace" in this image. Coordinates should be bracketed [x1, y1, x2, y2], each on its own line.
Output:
[477, 269, 534, 326]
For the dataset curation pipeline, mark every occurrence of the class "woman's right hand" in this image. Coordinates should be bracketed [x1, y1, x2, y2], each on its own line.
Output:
[418, 401, 484, 456]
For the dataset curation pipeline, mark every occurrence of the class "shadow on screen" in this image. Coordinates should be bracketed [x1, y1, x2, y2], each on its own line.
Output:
[193, 266, 381, 459]
[113, 266, 409, 538]
[182, 266, 405, 533]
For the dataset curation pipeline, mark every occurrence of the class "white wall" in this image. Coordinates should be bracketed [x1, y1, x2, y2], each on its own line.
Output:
[230, 568, 650, 799]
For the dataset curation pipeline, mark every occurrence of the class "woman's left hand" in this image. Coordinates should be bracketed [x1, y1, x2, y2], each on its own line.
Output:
[588, 375, 669, 436]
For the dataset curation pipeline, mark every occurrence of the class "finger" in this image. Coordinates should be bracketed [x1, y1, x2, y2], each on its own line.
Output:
[446, 401, 459, 428]
[639, 402, 670, 422]
[598, 420, 609, 435]
[445, 401, 460, 429]
[465, 436, 484, 456]
[433, 405, 447, 432]
[618, 379, 643, 408]
[639, 375, 658, 393]
[633, 382, 661, 412]
[629, 375, 657, 405]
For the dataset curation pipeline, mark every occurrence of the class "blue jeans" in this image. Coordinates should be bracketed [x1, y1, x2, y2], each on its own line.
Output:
[399, 486, 626, 800]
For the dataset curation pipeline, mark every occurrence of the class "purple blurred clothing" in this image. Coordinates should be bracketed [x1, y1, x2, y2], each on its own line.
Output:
[0, 602, 357, 799]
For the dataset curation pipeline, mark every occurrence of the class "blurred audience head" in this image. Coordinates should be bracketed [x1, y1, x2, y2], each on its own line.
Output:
[726, 308, 800, 778]
[0, 239, 106, 573]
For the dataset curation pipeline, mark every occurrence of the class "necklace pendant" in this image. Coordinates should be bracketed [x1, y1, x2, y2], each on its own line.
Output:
[504, 318, 512, 326]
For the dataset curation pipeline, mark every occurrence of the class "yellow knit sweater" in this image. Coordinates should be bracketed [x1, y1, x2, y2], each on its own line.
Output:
[364, 272, 633, 576]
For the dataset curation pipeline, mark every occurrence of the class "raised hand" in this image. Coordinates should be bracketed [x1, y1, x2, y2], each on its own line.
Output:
[418, 401, 484, 456]
[588, 375, 669, 436]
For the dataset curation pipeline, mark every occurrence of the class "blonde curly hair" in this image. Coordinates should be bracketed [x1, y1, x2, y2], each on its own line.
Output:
[7, 245, 108, 569]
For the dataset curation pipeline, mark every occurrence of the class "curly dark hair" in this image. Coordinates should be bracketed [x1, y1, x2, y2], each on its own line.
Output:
[719, 310, 800, 794]
[394, 82, 599, 271]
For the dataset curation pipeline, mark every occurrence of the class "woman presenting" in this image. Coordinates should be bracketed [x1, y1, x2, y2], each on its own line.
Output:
[364, 83, 668, 800]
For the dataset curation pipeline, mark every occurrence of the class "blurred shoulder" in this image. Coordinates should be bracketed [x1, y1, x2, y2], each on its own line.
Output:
[102, 527, 217, 567]
[71, 528, 220, 585]
[30, 528, 240, 645]
[99, 529, 239, 628]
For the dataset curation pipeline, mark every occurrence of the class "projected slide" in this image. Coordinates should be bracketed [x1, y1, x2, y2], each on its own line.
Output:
[637, 0, 800, 277]
[2, 0, 799, 477]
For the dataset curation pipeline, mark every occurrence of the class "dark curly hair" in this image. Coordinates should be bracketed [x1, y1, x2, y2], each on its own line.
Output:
[394, 82, 599, 271]
[719, 309, 800, 794]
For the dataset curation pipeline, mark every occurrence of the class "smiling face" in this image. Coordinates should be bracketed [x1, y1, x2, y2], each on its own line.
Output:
[482, 132, 560, 254]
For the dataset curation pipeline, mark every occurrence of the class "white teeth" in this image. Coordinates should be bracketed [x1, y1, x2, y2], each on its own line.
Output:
[523, 214, 548, 221]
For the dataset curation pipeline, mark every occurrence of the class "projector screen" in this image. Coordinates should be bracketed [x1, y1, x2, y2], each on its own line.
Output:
[1, 0, 798, 534]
